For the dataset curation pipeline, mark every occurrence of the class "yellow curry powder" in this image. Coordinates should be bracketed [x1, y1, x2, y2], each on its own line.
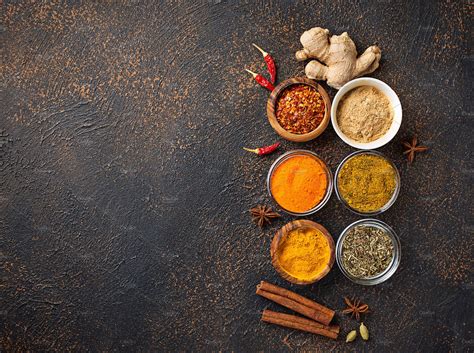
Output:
[276, 227, 331, 281]
[338, 154, 397, 213]
[271, 155, 328, 213]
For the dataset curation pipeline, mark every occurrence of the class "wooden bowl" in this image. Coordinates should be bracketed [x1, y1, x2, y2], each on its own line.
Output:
[271, 220, 335, 285]
[267, 77, 331, 142]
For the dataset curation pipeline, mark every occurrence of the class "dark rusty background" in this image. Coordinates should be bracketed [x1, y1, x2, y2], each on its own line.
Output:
[1, 1, 472, 352]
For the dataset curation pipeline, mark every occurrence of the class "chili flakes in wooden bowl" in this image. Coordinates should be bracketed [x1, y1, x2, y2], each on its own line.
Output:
[276, 84, 326, 134]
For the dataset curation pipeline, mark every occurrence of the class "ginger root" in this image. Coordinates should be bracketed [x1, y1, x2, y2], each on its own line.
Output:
[295, 27, 381, 89]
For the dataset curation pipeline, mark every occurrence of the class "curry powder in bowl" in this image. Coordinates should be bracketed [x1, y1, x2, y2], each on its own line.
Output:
[335, 150, 400, 215]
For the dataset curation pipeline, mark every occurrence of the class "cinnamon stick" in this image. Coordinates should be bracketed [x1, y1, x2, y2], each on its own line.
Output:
[258, 281, 334, 318]
[261, 310, 339, 340]
[263, 310, 340, 334]
[256, 289, 330, 325]
[256, 281, 335, 325]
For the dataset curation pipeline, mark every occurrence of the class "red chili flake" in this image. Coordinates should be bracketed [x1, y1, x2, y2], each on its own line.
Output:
[275, 84, 325, 134]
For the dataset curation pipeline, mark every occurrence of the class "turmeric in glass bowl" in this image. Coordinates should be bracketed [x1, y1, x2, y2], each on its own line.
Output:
[270, 154, 328, 214]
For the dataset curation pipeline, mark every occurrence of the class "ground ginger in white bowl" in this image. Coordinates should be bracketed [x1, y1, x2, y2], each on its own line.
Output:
[331, 78, 402, 150]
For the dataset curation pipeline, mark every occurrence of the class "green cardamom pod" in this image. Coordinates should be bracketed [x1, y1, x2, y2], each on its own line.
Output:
[360, 322, 369, 340]
[346, 330, 357, 343]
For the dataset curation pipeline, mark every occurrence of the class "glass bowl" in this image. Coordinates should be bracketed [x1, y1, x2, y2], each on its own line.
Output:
[336, 219, 401, 285]
[267, 150, 333, 216]
[334, 150, 400, 216]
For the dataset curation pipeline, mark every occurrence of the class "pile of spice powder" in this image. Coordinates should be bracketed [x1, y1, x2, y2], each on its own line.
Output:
[270, 154, 328, 213]
[337, 153, 397, 213]
[336, 86, 393, 143]
[276, 84, 325, 134]
[342, 225, 394, 278]
[276, 227, 331, 281]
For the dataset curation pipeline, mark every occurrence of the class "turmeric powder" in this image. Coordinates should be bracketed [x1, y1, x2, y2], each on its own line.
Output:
[276, 227, 331, 281]
[270, 154, 328, 213]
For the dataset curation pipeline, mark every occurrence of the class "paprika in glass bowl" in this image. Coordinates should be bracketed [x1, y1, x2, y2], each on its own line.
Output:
[267, 77, 331, 142]
[267, 150, 333, 216]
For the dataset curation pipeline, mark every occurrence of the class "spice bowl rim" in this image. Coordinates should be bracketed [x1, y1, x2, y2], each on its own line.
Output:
[267, 77, 331, 143]
[331, 77, 402, 150]
[334, 150, 401, 216]
[271, 219, 336, 285]
[267, 149, 333, 216]
[335, 218, 401, 286]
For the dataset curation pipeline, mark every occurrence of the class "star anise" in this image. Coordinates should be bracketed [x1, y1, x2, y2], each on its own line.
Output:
[342, 297, 369, 321]
[250, 205, 280, 228]
[402, 135, 429, 163]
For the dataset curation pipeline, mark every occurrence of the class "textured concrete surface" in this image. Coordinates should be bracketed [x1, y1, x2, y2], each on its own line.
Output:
[1, 1, 472, 352]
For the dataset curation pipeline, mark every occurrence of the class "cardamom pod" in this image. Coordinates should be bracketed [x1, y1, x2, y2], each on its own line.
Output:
[360, 322, 369, 340]
[346, 330, 357, 343]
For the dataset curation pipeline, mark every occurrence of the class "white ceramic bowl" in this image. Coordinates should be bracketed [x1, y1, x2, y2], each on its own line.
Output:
[331, 78, 402, 150]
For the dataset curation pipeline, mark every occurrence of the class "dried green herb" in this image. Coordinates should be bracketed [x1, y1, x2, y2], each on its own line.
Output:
[342, 225, 393, 278]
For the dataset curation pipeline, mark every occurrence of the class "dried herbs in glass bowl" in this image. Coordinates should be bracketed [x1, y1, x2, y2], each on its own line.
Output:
[335, 219, 401, 285]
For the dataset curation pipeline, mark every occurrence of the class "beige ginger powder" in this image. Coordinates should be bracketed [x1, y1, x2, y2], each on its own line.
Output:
[336, 86, 393, 143]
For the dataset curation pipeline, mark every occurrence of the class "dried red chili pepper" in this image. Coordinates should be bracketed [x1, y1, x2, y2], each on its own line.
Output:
[252, 43, 276, 84]
[243, 142, 280, 156]
[245, 69, 275, 91]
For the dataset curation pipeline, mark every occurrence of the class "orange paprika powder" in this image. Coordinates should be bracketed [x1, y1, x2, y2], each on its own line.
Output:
[270, 155, 328, 213]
